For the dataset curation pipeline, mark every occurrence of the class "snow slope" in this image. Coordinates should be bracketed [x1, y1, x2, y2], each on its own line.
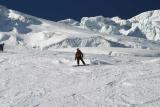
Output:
[0, 5, 160, 50]
[0, 5, 160, 107]
[0, 46, 160, 107]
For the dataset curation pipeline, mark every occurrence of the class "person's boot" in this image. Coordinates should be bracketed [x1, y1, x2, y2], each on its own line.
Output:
[81, 59, 85, 65]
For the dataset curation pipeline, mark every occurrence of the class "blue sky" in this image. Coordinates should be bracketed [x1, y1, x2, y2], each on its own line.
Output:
[0, 0, 160, 21]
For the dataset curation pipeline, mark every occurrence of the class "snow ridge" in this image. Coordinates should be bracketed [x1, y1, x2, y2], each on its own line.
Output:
[60, 10, 160, 41]
[0, 5, 160, 50]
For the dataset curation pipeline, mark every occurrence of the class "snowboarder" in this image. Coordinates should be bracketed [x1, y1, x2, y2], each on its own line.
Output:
[75, 48, 86, 66]
[0, 43, 4, 52]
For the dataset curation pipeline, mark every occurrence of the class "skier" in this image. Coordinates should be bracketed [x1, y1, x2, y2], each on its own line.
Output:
[75, 48, 86, 66]
[0, 43, 4, 52]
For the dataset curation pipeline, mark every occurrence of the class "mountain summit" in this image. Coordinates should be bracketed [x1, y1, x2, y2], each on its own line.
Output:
[0, 5, 160, 50]
[60, 10, 160, 41]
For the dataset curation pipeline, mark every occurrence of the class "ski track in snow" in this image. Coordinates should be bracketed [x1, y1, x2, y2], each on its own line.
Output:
[0, 46, 160, 107]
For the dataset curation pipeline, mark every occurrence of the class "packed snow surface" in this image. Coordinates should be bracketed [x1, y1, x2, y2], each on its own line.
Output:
[0, 5, 160, 107]
[1, 46, 160, 107]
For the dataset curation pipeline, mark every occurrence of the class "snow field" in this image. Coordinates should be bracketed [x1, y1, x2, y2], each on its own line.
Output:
[0, 46, 160, 107]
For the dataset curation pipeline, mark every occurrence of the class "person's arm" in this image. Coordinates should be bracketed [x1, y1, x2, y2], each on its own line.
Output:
[81, 52, 84, 58]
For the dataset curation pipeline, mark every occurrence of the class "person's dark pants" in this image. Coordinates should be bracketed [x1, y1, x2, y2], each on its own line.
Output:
[77, 58, 85, 65]
[0, 46, 3, 51]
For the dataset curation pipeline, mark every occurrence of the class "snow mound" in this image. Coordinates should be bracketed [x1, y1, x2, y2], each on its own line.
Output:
[44, 36, 125, 49]
[58, 19, 80, 26]
[25, 33, 131, 50]
[142, 58, 160, 64]
[90, 59, 111, 65]
[80, 16, 124, 35]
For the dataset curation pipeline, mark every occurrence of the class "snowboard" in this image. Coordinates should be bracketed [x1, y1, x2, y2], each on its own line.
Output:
[72, 64, 90, 67]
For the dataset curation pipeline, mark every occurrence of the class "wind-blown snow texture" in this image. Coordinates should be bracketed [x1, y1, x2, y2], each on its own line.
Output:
[0, 5, 160, 107]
